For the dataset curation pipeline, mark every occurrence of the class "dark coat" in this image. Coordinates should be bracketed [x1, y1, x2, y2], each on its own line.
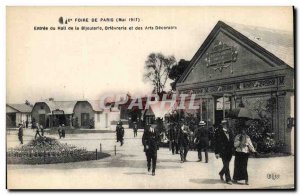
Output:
[178, 130, 190, 147]
[18, 126, 23, 137]
[116, 125, 125, 140]
[169, 124, 177, 141]
[214, 126, 234, 159]
[195, 126, 209, 149]
[133, 124, 138, 131]
[142, 127, 159, 153]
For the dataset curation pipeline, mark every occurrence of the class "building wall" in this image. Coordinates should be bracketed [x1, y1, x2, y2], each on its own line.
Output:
[31, 102, 51, 127]
[94, 110, 121, 130]
[73, 101, 94, 128]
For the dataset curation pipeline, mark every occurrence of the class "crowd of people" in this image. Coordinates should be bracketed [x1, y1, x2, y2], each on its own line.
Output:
[138, 118, 257, 185]
[17, 122, 66, 144]
[17, 116, 256, 185]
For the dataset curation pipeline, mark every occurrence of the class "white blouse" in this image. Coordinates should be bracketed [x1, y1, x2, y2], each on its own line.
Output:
[234, 134, 256, 153]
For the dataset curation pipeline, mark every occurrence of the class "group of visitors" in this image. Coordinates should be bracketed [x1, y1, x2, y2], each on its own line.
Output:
[17, 122, 67, 144]
[167, 119, 210, 163]
[142, 117, 257, 185]
[215, 119, 256, 185]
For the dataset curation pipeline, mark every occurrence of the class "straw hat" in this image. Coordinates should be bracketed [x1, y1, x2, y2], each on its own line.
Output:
[199, 121, 206, 126]
[221, 119, 228, 124]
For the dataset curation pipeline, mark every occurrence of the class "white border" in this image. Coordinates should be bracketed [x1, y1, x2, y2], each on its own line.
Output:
[1, 1, 298, 195]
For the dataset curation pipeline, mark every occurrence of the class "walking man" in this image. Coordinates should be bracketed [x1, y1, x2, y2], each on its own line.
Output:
[169, 122, 176, 155]
[142, 124, 160, 176]
[18, 123, 23, 144]
[40, 125, 44, 136]
[214, 119, 234, 185]
[116, 121, 125, 146]
[34, 123, 42, 140]
[178, 122, 190, 163]
[133, 122, 138, 138]
[58, 125, 62, 139]
[25, 120, 29, 128]
[195, 121, 209, 163]
[61, 124, 65, 138]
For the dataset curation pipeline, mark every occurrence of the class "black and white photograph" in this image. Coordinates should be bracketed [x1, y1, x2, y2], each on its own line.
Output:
[5, 6, 295, 190]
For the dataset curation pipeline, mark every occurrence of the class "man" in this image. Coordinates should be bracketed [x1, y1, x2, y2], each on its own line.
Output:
[18, 123, 23, 144]
[34, 123, 42, 140]
[25, 120, 29, 128]
[214, 119, 234, 185]
[58, 124, 62, 139]
[169, 122, 178, 155]
[178, 122, 190, 163]
[142, 124, 159, 176]
[133, 122, 138, 138]
[61, 124, 65, 138]
[195, 121, 209, 163]
[40, 125, 44, 136]
[116, 121, 125, 146]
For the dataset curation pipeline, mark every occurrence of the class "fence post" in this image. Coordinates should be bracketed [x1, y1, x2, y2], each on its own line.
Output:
[114, 145, 116, 156]
[43, 150, 46, 162]
[100, 143, 102, 153]
[96, 149, 98, 160]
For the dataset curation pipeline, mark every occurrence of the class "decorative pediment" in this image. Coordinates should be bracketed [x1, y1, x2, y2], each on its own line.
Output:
[177, 21, 292, 86]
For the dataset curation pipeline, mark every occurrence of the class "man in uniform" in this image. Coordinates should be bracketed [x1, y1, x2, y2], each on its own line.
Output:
[195, 121, 209, 163]
[178, 121, 190, 163]
[18, 123, 23, 144]
[214, 119, 234, 185]
[133, 122, 138, 138]
[116, 121, 125, 146]
[142, 124, 159, 176]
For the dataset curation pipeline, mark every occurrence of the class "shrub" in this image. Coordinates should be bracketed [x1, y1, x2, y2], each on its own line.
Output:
[7, 136, 110, 164]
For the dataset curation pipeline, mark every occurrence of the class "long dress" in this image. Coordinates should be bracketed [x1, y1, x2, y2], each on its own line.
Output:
[233, 133, 256, 181]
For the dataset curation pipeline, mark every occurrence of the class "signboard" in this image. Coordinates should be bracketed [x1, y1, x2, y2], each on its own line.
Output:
[52, 110, 64, 115]
[205, 41, 238, 72]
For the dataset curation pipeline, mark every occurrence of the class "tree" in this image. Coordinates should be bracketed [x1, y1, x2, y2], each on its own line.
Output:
[143, 53, 176, 95]
[168, 59, 190, 90]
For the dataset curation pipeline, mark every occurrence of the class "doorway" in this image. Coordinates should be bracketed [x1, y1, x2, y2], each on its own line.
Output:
[81, 113, 90, 127]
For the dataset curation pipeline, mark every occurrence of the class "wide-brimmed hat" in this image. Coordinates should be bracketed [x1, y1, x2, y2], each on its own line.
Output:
[199, 121, 206, 126]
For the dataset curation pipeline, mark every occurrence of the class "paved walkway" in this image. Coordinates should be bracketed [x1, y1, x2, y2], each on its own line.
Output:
[7, 129, 294, 189]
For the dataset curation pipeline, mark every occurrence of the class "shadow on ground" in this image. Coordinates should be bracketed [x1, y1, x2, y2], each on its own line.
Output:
[189, 178, 223, 185]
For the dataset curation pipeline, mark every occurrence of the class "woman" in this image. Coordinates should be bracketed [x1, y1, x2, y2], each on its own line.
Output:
[233, 128, 256, 185]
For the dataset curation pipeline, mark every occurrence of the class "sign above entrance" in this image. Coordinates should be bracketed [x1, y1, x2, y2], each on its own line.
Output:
[52, 110, 64, 115]
[204, 41, 238, 72]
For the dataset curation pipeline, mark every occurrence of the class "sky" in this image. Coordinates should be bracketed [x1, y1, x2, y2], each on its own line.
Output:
[6, 6, 293, 104]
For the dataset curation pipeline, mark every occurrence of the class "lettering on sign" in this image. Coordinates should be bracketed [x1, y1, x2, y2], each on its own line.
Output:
[204, 41, 238, 72]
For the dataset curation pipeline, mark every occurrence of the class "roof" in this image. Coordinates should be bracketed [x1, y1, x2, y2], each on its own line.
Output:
[45, 100, 77, 114]
[178, 21, 294, 83]
[88, 100, 104, 112]
[226, 21, 293, 67]
[6, 104, 33, 113]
